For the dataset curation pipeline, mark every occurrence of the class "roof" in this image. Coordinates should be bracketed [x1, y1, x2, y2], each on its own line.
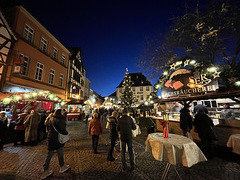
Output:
[117, 73, 152, 88]
[108, 91, 116, 97]
[155, 89, 240, 103]
[67, 47, 86, 69]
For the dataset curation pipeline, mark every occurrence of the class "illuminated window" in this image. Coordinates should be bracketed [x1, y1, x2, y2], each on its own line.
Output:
[140, 87, 143, 91]
[61, 54, 66, 65]
[53, 47, 58, 60]
[23, 24, 34, 43]
[59, 73, 64, 87]
[19, 54, 30, 76]
[40, 37, 48, 52]
[35, 62, 44, 81]
[49, 69, 55, 84]
[146, 86, 149, 91]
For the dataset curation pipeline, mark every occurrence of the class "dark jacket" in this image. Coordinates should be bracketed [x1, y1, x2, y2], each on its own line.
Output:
[193, 113, 214, 140]
[46, 115, 68, 150]
[107, 116, 118, 140]
[117, 115, 136, 141]
[180, 108, 192, 130]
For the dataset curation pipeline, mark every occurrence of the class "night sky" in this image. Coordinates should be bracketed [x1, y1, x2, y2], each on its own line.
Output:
[18, 0, 209, 97]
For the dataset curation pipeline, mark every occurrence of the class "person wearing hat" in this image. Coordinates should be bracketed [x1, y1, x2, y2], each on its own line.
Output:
[179, 104, 193, 136]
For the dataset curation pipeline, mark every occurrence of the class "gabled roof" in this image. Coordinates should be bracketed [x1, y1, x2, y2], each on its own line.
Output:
[108, 91, 116, 97]
[117, 73, 152, 88]
[67, 47, 86, 69]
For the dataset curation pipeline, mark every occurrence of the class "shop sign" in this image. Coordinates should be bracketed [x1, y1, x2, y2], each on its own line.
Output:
[161, 69, 219, 98]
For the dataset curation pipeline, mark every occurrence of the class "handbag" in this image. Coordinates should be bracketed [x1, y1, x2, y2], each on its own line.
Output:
[52, 121, 69, 144]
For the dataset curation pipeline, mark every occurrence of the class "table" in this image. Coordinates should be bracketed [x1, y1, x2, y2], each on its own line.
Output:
[145, 133, 207, 180]
[227, 134, 240, 155]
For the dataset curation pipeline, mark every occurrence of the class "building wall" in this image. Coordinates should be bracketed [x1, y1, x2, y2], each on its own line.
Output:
[117, 85, 153, 105]
[4, 6, 70, 100]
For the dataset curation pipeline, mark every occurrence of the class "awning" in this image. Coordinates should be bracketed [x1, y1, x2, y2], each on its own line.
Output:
[66, 100, 85, 105]
[0, 92, 23, 99]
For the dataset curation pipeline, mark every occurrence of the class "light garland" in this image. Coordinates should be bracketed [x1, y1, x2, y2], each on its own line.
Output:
[1, 90, 64, 106]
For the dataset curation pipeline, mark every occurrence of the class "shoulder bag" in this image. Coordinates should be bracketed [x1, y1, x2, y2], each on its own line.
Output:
[52, 121, 69, 144]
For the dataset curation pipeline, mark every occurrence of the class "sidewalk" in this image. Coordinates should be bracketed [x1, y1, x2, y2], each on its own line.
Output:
[0, 121, 239, 180]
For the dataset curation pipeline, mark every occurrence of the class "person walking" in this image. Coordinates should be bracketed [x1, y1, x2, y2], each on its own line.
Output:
[106, 111, 118, 161]
[13, 112, 28, 146]
[88, 112, 102, 154]
[179, 104, 192, 136]
[193, 109, 214, 159]
[41, 109, 70, 179]
[24, 110, 41, 146]
[85, 111, 89, 125]
[0, 112, 8, 150]
[117, 109, 136, 171]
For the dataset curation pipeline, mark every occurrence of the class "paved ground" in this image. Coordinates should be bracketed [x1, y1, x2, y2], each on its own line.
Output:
[0, 120, 240, 180]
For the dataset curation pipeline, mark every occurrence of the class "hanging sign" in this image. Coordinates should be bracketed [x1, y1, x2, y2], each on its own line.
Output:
[161, 69, 219, 98]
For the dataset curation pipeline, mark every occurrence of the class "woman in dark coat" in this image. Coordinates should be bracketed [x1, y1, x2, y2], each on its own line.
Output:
[193, 109, 214, 158]
[0, 112, 8, 150]
[179, 104, 192, 136]
[106, 111, 118, 161]
[41, 109, 70, 179]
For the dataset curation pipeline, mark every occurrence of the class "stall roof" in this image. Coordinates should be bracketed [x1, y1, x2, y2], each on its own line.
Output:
[66, 100, 85, 105]
[155, 89, 240, 103]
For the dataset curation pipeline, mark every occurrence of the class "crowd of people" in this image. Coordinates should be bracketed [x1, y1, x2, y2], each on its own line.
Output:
[1, 107, 141, 179]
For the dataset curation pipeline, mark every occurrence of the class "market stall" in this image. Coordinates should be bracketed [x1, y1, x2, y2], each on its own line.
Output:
[146, 57, 240, 147]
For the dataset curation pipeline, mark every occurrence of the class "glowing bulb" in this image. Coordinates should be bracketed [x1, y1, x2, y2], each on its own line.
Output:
[39, 91, 44, 95]
[235, 81, 240, 86]
[190, 60, 196, 65]
[207, 67, 217, 72]
[49, 94, 54, 99]
[176, 61, 182, 65]
[32, 92, 37, 97]
[163, 71, 168, 76]
[24, 94, 29, 98]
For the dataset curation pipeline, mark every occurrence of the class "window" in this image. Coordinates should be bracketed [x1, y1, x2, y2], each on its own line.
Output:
[140, 87, 143, 91]
[53, 47, 58, 60]
[19, 54, 30, 76]
[40, 37, 48, 52]
[59, 73, 64, 87]
[35, 62, 44, 81]
[81, 80, 84, 86]
[132, 87, 135, 91]
[61, 54, 66, 65]
[141, 95, 144, 101]
[23, 24, 34, 43]
[146, 86, 149, 91]
[49, 69, 55, 84]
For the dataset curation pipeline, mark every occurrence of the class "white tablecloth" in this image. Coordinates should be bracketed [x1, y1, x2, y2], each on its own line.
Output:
[145, 133, 207, 167]
[227, 134, 240, 155]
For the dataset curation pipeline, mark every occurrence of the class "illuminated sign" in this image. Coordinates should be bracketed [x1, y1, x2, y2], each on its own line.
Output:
[161, 69, 219, 98]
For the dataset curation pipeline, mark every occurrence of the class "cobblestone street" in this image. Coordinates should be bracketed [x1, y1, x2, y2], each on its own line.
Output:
[0, 120, 240, 180]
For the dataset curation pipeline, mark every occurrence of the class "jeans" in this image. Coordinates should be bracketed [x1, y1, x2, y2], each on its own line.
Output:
[43, 146, 64, 170]
[92, 135, 99, 153]
[121, 139, 134, 169]
[108, 138, 117, 158]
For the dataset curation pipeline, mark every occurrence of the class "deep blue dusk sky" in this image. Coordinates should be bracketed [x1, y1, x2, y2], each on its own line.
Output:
[19, 0, 208, 97]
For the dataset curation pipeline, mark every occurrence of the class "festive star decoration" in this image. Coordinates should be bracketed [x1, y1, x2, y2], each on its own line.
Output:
[196, 22, 204, 32]
[194, 63, 200, 68]
[184, 59, 190, 67]
[170, 63, 176, 70]
[213, 71, 221, 79]
[228, 77, 237, 83]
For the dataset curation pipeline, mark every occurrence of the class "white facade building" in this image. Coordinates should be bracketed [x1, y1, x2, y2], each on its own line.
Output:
[116, 73, 153, 106]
